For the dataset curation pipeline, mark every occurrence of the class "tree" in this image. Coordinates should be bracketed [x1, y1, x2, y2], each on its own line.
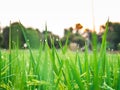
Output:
[70, 34, 85, 48]
[2, 26, 9, 48]
[105, 22, 120, 50]
[62, 26, 85, 50]
[25, 27, 42, 49]
[2, 22, 25, 49]
[11, 22, 25, 48]
[75, 23, 83, 33]
[0, 33, 3, 47]
[42, 30, 60, 48]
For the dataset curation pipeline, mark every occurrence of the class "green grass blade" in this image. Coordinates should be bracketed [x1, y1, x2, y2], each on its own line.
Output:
[69, 60, 85, 90]
[76, 52, 83, 74]
[49, 38, 59, 75]
[19, 22, 36, 74]
[8, 21, 12, 83]
[97, 19, 109, 90]
[64, 60, 72, 90]
[91, 32, 99, 90]
[0, 50, 2, 83]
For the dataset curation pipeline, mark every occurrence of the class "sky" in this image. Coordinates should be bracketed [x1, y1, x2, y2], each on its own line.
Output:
[0, 0, 120, 37]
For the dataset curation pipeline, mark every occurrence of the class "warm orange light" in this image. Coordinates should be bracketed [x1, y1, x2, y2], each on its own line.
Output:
[75, 23, 83, 30]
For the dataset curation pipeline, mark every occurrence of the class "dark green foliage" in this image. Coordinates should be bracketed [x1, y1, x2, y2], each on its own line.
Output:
[64, 28, 73, 36]
[2, 26, 9, 48]
[106, 22, 120, 50]
[42, 30, 60, 49]
[25, 28, 41, 49]
[70, 33, 85, 48]
[1, 22, 61, 49]
[1, 21, 120, 51]
[0, 34, 3, 47]
[2, 22, 42, 49]
[2, 22, 25, 49]
[62, 28, 85, 48]
[10, 22, 25, 48]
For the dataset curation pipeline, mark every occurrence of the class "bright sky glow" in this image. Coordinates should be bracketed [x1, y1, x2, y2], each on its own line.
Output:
[0, 0, 120, 37]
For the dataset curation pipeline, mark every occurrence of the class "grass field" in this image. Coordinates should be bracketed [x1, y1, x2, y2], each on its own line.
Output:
[0, 21, 120, 90]
[0, 48, 120, 90]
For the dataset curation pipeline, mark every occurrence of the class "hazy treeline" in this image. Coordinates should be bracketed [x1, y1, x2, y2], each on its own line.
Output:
[0, 21, 120, 50]
[0, 22, 62, 49]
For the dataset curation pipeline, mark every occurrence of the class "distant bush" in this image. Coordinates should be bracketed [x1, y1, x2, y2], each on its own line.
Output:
[0, 33, 3, 47]
[117, 43, 120, 50]
[106, 22, 120, 50]
[2, 22, 25, 49]
[2, 22, 42, 49]
[25, 28, 41, 49]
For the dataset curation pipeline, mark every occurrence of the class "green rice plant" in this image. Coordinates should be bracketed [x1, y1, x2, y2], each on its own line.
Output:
[35, 40, 43, 83]
[63, 59, 72, 90]
[98, 19, 109, 89]
[50, 43, 59, 76]
[76, 51, 83, 75]
[19, 22, 36, 74]
[0, 47, 120, 90]
[117, 55, 120, 90]
[58, 30, 70, 54]
[84, 42, 91, 90]
[111, 54, 120, 90]
[0, 50, 2, 83]
[91, 32, 99, 90]
[8, 21, 12, 84]
[69, 59, 85, 90]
